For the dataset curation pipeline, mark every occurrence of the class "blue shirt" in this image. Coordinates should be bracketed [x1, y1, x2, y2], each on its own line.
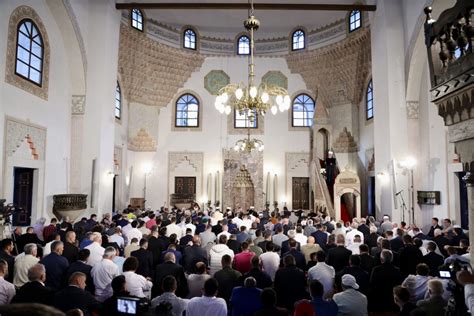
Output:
[230, 287, 262, 316]
[312, 296, 338, 316]
[39, 252, 69, 290]
[80, 239, 93, 250]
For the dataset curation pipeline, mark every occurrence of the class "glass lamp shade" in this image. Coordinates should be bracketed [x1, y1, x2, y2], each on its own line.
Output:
[271, 105, 278, 115]
[249, 86, 258, 98]
[224, 105, 232, 115]
[235, 88, 244, 100]
[261, 92, 269, 103]
[276, 95, 283, 106]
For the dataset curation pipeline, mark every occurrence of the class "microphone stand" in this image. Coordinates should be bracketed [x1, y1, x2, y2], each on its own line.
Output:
[398, 191, 408, 223]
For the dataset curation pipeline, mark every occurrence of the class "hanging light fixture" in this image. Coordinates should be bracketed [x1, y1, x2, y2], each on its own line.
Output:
[214, 0, 291, 116]
[233, 128, 264, 153]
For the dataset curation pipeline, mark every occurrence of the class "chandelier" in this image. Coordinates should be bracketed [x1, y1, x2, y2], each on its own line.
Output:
[214, 0, 291, 116]
[233, 128, 264, 152]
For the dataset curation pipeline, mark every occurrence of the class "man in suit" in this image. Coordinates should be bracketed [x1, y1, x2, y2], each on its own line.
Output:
[412, 227, 428, 240]
[423, 241, 444, 277]
[147, 225, 162, 266]
[274, 254, 309, 311]
[326, 234, 351, 272]
[62, 231, 79, 264]
[358, 244, 375, 274]
[282, 238, 305, 271]
[65, 249, 95, 293]
[152, 252, 188, 298]
[130, 238, 153, 278]
[433, 228, 450, 257]
[389, 229, 405, 252]
[399, 235, 423, 277]
[311, 224, 328, 249]
[53, 272, 101, 315]
[40, 240, 69, 291]
[0, 239, 15, 283]
[16, 227, 43, 252]
[428, 217, 443, 239]
[369, 249, 403, 313]
[357, 218, 370, 237]
[182, 236, 208, 274]
[11, 263, 53, 305]
[335, 255, 370, 296]
[281, 230, 301, 254]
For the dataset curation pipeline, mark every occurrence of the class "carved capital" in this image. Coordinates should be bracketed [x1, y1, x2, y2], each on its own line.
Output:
[71, 95, 86, 115]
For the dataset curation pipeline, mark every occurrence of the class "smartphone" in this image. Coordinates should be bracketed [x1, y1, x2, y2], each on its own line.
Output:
[439, 270, 451, 279]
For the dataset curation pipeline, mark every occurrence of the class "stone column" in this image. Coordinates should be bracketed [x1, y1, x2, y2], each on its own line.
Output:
[464, 172, 474, 264]
[70, 95, 85, 193]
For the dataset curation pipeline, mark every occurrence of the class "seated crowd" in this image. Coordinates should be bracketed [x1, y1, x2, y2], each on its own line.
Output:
[0, 205, 471, 316]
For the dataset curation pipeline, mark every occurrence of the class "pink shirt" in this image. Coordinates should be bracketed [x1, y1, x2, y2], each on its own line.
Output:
[233, 251, 255, 274]
[146, 219, 157, 230]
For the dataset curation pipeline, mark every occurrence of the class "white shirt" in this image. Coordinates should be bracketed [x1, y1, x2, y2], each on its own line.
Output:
[345, 229, 364, 247]
[0, 276, 16, 304]
[185, 223, 196, 236]
[187, 296, 227, 316]
[85, 242, 105, 267]
[110, 234, 125, 249]
[151, 292, 189, 316]
[166, 223, 183, 239]
[123, 271, 153, 298]
[333, 288, 368, 316]
[307, 262, 335, 298]
[260, 251, 280, 281]
[125, 228, 143, 245]
[13, 254, 40, 287]
[347, 242, 362, 254]
[91, 258, 119, 302]
[43, 240, 55, 257]
[241, 219, 253, 230]
[295, 233, 308, 246]
[217, 231, 231, 240]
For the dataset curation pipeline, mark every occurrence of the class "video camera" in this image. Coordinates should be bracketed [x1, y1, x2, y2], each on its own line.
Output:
[0, 200, 30, 226]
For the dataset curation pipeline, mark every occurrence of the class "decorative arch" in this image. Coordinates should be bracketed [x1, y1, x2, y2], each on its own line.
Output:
[334, 169, 361, 221]
[5, 5, 50, 100]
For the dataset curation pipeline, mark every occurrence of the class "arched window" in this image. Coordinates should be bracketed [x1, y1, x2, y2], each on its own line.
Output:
[292, 94, 315, 127]
[15, 19, 43, 85]
[176, 94, 199, 127]
[292, 29, 305, 51]
[115, 82, 122, 119]
[366, 80, 373, 120]
[349, 10, 361, 32]
[184, 29, 197, 50]
[235, 109, 257, 128]
[237, 35, 250, 55]
[131, 9, 144, 31]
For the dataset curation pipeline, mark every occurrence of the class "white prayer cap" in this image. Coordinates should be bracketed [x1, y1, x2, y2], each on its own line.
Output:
[341, 274, 359, 289]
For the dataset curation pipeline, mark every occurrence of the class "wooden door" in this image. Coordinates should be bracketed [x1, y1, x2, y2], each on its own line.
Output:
[13, 168, 34, 226]
[292, 177, 309, 210]
[175, 177, 196, 195]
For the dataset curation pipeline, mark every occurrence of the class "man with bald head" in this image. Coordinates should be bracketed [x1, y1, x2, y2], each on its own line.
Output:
[301, 236, 322, 263]
[152, 252, 189, 299]
[182, 235, 208, 274]
[53, 272, 100, 314]
[12, 263, 53, 305]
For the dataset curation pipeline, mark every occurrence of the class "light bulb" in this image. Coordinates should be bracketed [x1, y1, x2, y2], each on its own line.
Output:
[221, 92, 228, 103]
[276, 95, 283, 106]
[261, 92, 269, 103]
[214, 100, 221, 110]
[235, 88, 243, 100]
[218, 106, 225, 114]
[225, 105, 232, 115]
[234, 145, 239, 151]
[250, 86, 258, 98]
[271, 105, 278, 115]
[279, 103, 285, 112]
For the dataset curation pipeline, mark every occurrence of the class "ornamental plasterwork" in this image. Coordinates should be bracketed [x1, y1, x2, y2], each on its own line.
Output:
[128, 128, 157, 152]
[118, 24, 205, 107]
[169, 152, 203, 173]
[286, 152, 310, 173]
[261, 71, 288, 90]
[71, 95, 86, 115]
[5, 6, 50, 100]
[406, 101, 419, 119]
[5, 117, 46, 160]
[122, 15, 346, 56]
[286, 28, 371, 108]
[204, 70, 230, 95]
[333, 127, 359, 153]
